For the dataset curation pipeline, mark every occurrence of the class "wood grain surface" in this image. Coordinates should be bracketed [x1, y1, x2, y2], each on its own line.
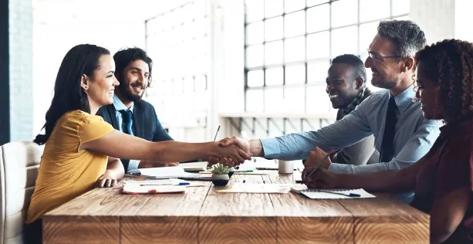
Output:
[42, 171, 429, 243]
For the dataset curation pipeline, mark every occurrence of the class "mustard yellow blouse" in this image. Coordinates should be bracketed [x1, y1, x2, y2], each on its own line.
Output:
[26, 110, 114, 223]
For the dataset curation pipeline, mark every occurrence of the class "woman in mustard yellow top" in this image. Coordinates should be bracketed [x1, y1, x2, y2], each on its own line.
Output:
[25, 44, 250, 242]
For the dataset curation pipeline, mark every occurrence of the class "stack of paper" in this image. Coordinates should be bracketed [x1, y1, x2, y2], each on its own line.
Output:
[122, 180, 187, 194]
[215, 183, 292, 194]
[300, 188, 375, 199]
[180, 161, 208, 172]
[252, 158, 278, 170]
[291, 184, 375, 199]
[137, 166, 212, 180]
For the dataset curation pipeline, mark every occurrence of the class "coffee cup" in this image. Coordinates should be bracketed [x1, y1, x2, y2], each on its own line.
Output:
[278, 160, 294, 174]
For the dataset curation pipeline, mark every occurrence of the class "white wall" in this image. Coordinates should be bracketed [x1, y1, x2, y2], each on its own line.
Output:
[30, 0, 473, 140]
[214, 0, 245, 114]
[32, 0, 184, 135]
[410, 0, 455, 43]
[410, 0, 473, 43]
[455, 0, 473, 41]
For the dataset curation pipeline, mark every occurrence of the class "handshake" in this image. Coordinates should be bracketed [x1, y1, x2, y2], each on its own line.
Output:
[208, 136, 261, 167]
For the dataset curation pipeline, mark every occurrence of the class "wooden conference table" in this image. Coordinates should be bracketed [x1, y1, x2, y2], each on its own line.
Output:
[42, 171, 428, 243]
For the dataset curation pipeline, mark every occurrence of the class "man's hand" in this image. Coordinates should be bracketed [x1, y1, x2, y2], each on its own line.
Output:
[207, 137, 252, 166]
[218, 136, 251, 155]
[97, 170, 119, 188]
[304, 168, 339, 189]
[217, 136, 265, 157]
[301, 147, 332, 181]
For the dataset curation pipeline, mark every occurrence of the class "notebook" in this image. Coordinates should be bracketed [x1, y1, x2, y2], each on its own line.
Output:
[122, 181, 187, 194]
[131, 166, 213, 181]
[291, 185, 375, 199]
[181, 161, 208, 172]
[300, 188, 375, 199]
[215, 183, 292, 194]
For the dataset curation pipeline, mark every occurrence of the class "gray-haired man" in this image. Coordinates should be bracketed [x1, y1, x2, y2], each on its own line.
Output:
[229, 20, 442, 180]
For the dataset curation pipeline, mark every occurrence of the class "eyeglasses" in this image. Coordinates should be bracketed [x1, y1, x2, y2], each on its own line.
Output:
[367, 51, 401, 63]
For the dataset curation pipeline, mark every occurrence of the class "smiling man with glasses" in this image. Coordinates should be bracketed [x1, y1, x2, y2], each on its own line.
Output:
[225, 20, 442, 200]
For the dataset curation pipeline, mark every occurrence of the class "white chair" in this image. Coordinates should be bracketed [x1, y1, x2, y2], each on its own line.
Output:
[0, 141, 42, 244]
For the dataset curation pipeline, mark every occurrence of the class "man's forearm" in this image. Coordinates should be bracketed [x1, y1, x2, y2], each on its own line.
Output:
[249, 139, 264, 157]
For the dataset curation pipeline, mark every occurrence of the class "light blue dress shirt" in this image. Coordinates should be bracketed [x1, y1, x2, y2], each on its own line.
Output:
[112, 95, 140, 171]
[261, 86, 442, 174]
[113, 95, 134, 135]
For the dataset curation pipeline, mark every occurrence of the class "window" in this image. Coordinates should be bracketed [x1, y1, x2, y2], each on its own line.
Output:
[244, 0, 409, 113]
[145, 1, 211, 139]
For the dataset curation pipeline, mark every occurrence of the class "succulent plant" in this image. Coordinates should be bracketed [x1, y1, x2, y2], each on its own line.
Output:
[210, 163, 230, 175]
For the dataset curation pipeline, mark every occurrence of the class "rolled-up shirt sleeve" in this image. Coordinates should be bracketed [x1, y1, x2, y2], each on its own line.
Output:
[329, 118, 441, 174]
[261, 106, 372, 160]
[261, 88, 442, 175]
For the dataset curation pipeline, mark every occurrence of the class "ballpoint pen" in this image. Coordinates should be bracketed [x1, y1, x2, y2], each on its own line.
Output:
[305, 151, 334, 179]
[213, 125, 221, 142]
[140, 182, 190, 186]
[317, 190, 360, 197]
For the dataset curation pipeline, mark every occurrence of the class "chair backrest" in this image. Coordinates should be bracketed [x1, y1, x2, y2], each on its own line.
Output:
[0, 141, 42, 244]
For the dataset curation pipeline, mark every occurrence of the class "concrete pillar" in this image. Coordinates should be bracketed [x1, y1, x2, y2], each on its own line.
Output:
[9, 0, 34, 141]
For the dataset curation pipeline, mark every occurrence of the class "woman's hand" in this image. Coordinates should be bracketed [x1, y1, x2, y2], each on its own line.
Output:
[210, 138, 251, 166]
[97, 170, 119, 188]
[97, 157, 124, 188]
[218, 137, 251, 155]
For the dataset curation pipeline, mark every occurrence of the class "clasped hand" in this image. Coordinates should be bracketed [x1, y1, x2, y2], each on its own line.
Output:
[302, 147, 337, 189]
[209, 136, 251, 167]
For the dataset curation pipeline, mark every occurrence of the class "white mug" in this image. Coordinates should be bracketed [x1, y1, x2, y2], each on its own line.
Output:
[278, 160, 294, 174]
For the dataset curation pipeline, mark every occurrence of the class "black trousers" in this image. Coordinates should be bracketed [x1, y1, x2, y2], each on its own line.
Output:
[24, 219, 42, 244]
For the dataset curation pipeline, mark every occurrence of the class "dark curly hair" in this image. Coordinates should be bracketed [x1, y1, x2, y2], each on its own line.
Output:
[114, 47, 153, 88]
[415, 39, 473, 123]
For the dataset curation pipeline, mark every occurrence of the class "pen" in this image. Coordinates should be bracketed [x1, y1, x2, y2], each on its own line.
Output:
[235, 169, 253, 172]
[140, 182, 190, 186]
[307, 150, 338, 178]
[318, 190, 360, 198]
[213, 125, 221, 142]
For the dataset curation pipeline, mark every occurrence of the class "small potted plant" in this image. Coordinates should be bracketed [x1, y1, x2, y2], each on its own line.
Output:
[211, 163, 230, 187]
[228, 167, 236, 177]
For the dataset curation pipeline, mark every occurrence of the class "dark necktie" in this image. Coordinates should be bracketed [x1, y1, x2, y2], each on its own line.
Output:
[119, 109, 133, 170]
[380, 96, 397, 162]
[119, 109, 133, 135]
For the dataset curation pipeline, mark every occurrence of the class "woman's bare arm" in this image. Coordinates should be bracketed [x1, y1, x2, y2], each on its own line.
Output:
[80, 130, 250, 164]
[97, 157, 125, 187]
